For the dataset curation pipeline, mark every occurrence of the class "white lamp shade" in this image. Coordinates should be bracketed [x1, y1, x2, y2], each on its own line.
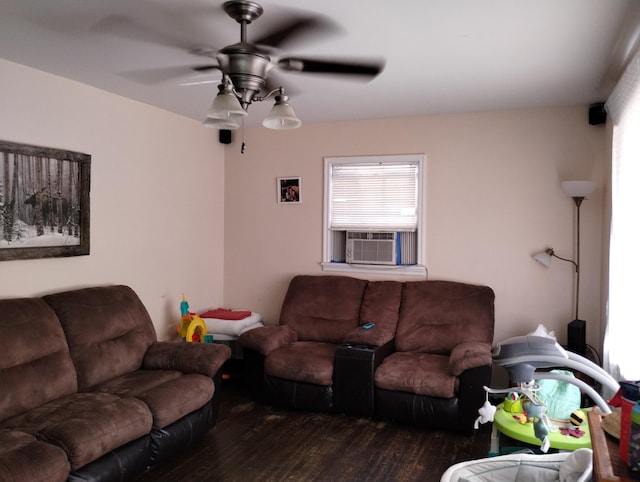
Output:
[207, 92, 247, 119]
[202, 117, 240, 130]
[262, 102, 302, 130]
[561, 180, 595, 198]
[533, 251, 552, 268]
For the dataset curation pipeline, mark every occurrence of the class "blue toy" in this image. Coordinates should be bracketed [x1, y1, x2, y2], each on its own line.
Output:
[523, 400, 550, 453]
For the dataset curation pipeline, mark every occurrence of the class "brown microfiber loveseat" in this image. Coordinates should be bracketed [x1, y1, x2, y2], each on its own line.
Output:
[239, 275, 495, 432]
[0, 285, 231, 482]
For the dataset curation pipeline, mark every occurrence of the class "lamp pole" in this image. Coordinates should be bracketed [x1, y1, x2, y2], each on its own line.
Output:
[533, 181, 594, 355]
[571, 196, 585, 320]
[560, 180, 594, 323]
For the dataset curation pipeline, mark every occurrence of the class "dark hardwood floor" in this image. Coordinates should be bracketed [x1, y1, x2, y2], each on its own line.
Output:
[137, 374, 491, 482]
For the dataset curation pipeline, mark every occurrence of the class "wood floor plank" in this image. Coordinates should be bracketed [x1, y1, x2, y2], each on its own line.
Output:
[136, 379, 490, 481]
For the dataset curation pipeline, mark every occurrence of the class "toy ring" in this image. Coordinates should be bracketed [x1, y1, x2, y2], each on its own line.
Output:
[186, 316, 207, 343]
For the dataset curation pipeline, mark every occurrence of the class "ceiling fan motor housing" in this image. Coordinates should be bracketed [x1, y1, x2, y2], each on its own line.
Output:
[223, 1, 264, 24]
[219, 43, 270, 105]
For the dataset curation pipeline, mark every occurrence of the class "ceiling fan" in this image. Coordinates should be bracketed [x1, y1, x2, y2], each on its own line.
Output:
[99, 0, 385, 129]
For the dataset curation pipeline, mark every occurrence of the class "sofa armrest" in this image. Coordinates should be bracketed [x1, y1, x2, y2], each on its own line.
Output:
[238, 325, 297, 356]
[449, 341, 492, 376]
[142, 341, 232, 378]
[343, 324, 395, 347]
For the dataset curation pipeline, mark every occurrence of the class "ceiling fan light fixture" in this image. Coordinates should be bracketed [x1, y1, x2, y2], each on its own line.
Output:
[207, 91, 247, 119]
[262, 94, 301, 130]
[206, 78, 247, 119]
[202, 117, 240, 130]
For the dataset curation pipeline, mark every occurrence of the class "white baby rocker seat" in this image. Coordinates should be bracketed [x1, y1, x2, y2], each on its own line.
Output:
[440, 448, 593, 482]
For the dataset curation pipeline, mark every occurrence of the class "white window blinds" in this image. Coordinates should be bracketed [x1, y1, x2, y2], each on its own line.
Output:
[329, 161, 419, 231]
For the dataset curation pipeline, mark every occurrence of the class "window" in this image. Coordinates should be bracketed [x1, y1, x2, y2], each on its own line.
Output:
[322, 154, 426, 277]
[603, 49, 640, 385]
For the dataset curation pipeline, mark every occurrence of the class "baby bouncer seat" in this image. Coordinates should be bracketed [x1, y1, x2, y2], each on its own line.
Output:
[440, 448, 592, 482]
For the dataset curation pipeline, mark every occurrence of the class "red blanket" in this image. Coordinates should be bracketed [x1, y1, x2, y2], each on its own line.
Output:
[200, 308, 252, 320]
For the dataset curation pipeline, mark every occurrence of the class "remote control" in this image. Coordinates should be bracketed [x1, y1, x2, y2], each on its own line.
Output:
[362, 322, 375, 330]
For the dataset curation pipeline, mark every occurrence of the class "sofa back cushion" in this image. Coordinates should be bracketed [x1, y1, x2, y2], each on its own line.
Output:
[43, 285, 157, 389]
[280, 275, 368, 343]
[345, 281, 404, 346]
[0, 298, 77, 421]
[395, 281, 494, 355]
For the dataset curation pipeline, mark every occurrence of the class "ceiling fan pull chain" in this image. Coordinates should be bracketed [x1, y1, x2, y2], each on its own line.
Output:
[241, 118, 246, 154]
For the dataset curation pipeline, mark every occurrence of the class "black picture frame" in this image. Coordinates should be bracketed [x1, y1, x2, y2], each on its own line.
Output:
[277, 177, 301, 204]
[0, 140, 91, 261]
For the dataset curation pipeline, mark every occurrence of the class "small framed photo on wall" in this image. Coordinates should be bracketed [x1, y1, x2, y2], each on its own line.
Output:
[277, 177, 301, 204]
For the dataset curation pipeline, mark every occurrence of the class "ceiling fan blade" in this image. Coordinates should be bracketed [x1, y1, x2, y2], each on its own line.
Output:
[91, 14, 197, 51]
[278, 57, 385, 78]
[263, 76, 281, 96]
[192, 64, 221, 73]
[253, 14, 340, 49]
[119, 64, 220, 85]
[262, 74, 301, 98]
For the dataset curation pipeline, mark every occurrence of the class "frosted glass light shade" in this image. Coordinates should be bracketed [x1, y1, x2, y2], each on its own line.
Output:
[206, 92, 247, 119]
[262, 100, 301, 130]
[561, 180, 595, 198]
[533, 250, 552, 268]
[202, 117, 240, 130]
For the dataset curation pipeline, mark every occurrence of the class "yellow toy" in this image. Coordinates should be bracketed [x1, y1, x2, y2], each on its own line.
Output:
[177, 294, 207, 343]
[186, 314, 207, 343]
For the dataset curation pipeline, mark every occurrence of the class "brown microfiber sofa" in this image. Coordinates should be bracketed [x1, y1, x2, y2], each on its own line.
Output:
[239, 275, 495, 431]
[0, 285, 231, 482]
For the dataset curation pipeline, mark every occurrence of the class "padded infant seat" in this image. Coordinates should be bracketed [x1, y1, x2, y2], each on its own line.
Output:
[440, 449, 593, 482]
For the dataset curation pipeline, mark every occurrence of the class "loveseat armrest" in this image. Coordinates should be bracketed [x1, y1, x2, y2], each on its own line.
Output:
[449, 341, 493, 376]
[238, 325, 297, 356]
[142, 341, 231, 378]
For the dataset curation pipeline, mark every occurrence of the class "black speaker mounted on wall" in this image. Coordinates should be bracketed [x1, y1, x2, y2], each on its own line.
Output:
[219, 129, 232, 144]
[588, 103, 606, 125]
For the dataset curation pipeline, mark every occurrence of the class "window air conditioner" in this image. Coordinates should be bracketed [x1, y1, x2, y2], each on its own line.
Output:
[345, 231, 397, 265]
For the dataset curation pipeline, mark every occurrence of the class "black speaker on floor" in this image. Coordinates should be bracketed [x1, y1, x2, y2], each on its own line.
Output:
[589, 103, 606, 125]
[567, 319, 586, 354]
[219, 129, 232, 144]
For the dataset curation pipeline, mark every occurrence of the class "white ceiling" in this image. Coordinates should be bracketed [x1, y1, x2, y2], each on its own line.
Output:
[1, 0, 638, 128]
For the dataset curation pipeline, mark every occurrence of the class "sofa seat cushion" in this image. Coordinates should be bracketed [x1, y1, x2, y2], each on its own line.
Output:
[0, 392, 152, 470]
[88, 369, 183, 396]
[375, 352, 457, 398]
[265, 341, 337, 385]
[88, 370, 214, 429]
[0, 429, 70, 482]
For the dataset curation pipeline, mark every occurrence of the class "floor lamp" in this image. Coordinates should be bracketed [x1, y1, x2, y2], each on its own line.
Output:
[533, 180, 595, 354]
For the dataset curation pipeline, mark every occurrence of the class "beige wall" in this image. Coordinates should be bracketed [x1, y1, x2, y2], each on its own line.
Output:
[0, 57, 609, 350]
[224, 108, 607, 349]
[0, 59, 225, 339]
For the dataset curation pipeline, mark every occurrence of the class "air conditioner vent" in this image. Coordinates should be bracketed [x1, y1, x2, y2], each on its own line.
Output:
[346, 231, 397, 265]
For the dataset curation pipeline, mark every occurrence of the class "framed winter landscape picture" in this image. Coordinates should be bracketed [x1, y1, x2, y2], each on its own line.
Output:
[0, 140, 91, 261]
